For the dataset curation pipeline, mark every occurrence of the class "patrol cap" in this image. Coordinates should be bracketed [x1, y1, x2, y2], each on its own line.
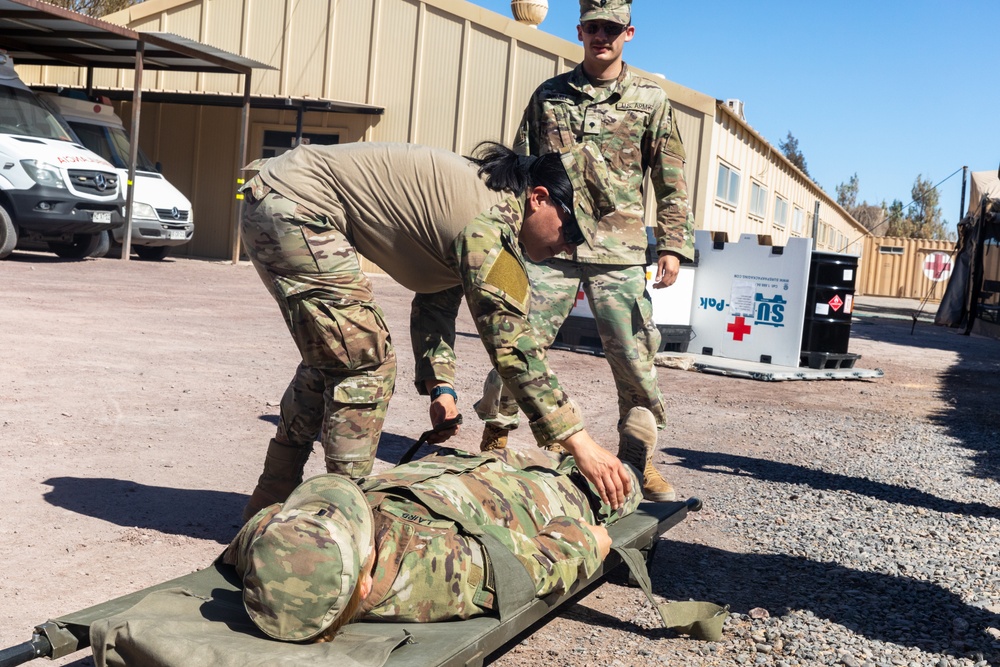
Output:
[580, 0, 632, 24]
[559, 141, 617, 247]
[240, 475, 374, 642]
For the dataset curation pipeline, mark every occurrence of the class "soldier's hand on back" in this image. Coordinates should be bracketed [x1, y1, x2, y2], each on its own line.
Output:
[560, 431, 631, 510]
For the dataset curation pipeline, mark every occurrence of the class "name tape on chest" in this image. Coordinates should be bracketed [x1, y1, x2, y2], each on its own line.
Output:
[616, 102, 654, 113]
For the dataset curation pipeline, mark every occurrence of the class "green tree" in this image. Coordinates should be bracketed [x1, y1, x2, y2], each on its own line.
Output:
[47, 0, 137, 17]
[907, 174, 948, 239]
[778, 132, 810, 178]
[837, 173, 951, 240]
[835, 173, 887, 233]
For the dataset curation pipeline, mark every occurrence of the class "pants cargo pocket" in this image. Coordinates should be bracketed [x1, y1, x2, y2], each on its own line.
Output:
[288, 293, 393, 371]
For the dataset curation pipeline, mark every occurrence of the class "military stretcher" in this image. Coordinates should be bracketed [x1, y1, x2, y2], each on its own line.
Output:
[0, 498, 699, 667]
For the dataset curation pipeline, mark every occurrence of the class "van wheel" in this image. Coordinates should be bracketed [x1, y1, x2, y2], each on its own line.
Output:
[87, 231, 112, 258]
[135, 245, 169, 261]
[48, 233, 103, 259]
[0, 205, 17, 259]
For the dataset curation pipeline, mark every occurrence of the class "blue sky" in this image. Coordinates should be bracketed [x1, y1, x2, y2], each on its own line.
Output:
[472, 1, 1000, 235]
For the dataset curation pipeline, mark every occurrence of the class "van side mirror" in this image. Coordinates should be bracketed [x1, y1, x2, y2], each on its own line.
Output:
[155, 161, 163, 173]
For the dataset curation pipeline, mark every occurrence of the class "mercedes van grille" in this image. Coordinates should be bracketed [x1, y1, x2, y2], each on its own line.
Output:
[68, 169, 119, 195]
[156, 207, 190, 221]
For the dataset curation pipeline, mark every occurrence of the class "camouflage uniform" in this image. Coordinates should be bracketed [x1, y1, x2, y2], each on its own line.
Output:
[240, 181, 397, 479]
[227, 449, 643, 627]
[476, 59, 696, 433]
[238, 144, 584, 508]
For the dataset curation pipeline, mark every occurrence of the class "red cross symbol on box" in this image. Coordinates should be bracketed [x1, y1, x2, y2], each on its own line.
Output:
[727, 316, 752, 341]
[828, 294, 843, 311]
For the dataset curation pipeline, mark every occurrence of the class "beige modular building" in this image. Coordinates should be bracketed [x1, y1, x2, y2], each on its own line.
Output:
[16, 0, 868, 265]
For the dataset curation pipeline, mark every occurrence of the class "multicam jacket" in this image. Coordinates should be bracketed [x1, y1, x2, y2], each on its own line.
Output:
[410, 196, 580, 445]
[357, 449, 626, 622]
[249, 144, 582, 446]
[514, 63, 695, 266]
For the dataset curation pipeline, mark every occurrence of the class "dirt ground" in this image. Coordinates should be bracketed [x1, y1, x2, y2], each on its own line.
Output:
[0, 251, 996, 666]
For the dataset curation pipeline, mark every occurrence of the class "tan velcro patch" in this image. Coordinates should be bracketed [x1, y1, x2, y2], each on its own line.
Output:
[484, 249, 528, 307]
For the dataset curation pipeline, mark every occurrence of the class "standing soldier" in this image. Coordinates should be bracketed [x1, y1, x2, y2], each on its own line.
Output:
[474, 0, 695, 502]
[239, 141, 633, 521]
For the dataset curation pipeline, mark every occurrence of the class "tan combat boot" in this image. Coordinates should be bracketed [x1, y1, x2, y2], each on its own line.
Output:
[241, 438, 312, 522]
[480, 423, 509, 452]
[617, 407, 676, 502]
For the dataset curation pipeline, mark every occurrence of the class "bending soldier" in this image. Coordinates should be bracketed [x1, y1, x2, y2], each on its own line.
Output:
[224, 407, 659, 642]
[474, 0, 696, 502]
[239, 141, 632, 521]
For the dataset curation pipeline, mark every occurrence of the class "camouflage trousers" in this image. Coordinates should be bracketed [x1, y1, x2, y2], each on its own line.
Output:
[474, 258, 665, 431]
[240, 177, 396, 477]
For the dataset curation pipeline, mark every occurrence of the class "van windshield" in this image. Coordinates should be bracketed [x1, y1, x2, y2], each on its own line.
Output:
[0, 86, 75, 141]
[68, 121, 157, 172]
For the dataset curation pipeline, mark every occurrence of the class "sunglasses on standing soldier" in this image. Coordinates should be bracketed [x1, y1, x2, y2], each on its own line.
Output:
[580, 21, 629, 38]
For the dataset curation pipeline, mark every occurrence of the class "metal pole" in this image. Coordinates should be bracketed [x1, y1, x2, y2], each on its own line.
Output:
[294, 105, 303, 147]
[811, 201, 821, 250]
[959, 166, 968, 222]
[122, 40, 144, 262]
[85, 66, 93, 97]
[230, 71, 252, 264]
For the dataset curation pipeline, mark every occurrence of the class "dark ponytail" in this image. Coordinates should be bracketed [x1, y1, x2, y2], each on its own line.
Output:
[466, 141, 573, 207]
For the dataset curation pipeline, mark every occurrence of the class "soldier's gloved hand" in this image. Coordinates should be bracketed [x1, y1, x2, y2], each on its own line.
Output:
[427, 383, 460, 444]
[561, 431, 631, 510]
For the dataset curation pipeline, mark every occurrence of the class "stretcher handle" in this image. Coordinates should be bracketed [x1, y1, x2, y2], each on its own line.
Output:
[0, 633, 50, 666]
[399, 414, 463, 464]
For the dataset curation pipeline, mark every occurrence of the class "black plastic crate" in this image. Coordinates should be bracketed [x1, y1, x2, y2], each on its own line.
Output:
[657, 324, 693, 353]
[553, 315, 604, 356]
[800, 351, 860, 370]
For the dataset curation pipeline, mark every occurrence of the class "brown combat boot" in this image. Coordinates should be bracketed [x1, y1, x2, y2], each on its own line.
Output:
[480, 423, 509, 452]
[241, 438, 312, 522]
[617, 407, 676, 502]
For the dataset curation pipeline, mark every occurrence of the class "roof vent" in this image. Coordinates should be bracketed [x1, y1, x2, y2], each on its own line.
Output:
[725, 99, 746, 121]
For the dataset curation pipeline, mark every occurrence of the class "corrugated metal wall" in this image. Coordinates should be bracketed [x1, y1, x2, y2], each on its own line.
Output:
[706, 107, 866, 258]
[858, 237, 955, 300]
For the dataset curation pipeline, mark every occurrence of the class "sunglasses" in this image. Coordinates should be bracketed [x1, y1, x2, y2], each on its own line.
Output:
[550, 195, 585, 247]
[581, 21, 628, 37]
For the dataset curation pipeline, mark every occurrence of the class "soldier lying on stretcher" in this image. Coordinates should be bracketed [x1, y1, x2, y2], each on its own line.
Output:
[222, 407, 659, 643]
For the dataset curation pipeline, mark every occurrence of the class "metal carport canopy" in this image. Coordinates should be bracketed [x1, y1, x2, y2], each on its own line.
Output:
[0, 0, 275, 262]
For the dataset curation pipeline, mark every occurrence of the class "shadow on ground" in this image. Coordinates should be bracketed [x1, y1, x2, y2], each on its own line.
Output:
[850, 315, 1000, 484]
[650, 541, 1000, 662]
[42, 477, 245, 543]
[667, 448, 1000, 519]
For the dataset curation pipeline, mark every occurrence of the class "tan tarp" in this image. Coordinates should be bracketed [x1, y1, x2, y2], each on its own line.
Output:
[967, 170, 1000, 216]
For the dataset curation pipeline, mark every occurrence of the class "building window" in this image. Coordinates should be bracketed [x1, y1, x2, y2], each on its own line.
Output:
[773, 196, 788, 229]
[716, 162, 740, 206]
[879, 245, 904, 255]
[749, 182, 767, 219]
[792, 206, 804, 234]
[261, 130, 339, 158]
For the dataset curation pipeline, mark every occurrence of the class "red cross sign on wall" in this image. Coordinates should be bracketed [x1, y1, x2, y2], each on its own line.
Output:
[727, 316, 752, 341]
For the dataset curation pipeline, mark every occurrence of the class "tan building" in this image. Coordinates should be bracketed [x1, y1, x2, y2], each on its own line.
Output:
[16, 0, 868, 264]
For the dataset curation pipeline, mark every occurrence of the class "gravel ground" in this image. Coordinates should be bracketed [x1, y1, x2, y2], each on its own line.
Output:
[2, 254, 999, 667]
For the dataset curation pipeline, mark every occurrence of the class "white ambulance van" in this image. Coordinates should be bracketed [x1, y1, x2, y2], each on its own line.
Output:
[41, 92, 194, 260]
[0, 52, 123, 260]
